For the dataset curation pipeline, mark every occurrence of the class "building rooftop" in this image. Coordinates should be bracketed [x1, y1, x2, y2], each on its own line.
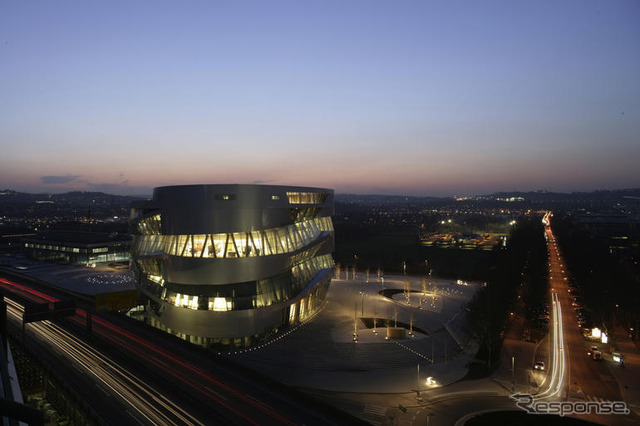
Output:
[23, 231, 131, 245]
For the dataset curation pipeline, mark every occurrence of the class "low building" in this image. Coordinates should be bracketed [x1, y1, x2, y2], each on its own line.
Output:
[129, 184, 335, 349]
[21, 231, 131, 265]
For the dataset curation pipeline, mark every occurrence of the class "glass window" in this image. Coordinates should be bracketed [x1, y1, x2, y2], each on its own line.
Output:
[211, 297, 228, 311]
[192, 235, 206, 257]
[286, 192, 328, 204]
[132, 217, 333, 259]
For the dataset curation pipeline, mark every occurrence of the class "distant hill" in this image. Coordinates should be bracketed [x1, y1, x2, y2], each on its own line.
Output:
[0, 189, 145, 204]
[476, 188, 640, 202]
[337, 188, 640, 203]
[335, 193, 451, 205]
[3, 187, 639, 216]
[0, 189, 147, 219]
[335, 188, 640, 212]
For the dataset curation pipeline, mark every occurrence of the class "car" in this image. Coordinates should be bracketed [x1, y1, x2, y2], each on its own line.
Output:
[588, 345, 598, 356]
[592, 350, 603, 361]
[612, 352, 625, 364]
[533, 361, 545, 371]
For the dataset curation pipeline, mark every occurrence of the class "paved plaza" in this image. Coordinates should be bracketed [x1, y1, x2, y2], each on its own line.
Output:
[0, 256, 136, 295]
[227, 270, 480, 393]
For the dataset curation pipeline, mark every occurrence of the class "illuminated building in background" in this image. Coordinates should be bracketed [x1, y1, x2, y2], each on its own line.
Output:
[22, 231, 131, 265]
[129, 184, 334, 348]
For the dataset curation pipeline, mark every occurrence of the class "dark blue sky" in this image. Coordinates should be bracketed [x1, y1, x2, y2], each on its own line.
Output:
[1, 1, 639, 196]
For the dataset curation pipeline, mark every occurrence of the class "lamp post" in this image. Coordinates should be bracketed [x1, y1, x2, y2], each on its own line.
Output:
[512, 353, 516, 391]
[353, 302, 358, 343]
[409, 313, 414, 337]
[394, 306, 398, 328]
[427, 413, 434, 426]
[373, 311, 377, 334]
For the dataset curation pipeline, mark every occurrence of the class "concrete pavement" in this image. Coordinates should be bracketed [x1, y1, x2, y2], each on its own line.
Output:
[228, 272, 481, 394]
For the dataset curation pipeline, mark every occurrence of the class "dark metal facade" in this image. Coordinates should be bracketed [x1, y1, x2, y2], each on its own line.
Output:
[130, 184, 334, 348]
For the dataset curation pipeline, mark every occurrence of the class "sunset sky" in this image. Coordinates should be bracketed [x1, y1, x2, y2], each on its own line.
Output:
[1, 1, 639, 197]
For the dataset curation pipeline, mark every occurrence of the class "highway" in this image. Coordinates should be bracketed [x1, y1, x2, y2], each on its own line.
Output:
[543, 212, 635, 425]
[5, 298, 201, 425]
[0, 276, 366, 425]
[534, 290, 567, 401]
[402, 213, 637, 425]
[544, 214, 621, 399]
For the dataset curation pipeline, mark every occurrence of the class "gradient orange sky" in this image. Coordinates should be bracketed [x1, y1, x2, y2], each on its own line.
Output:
[2, 1, 639, 196]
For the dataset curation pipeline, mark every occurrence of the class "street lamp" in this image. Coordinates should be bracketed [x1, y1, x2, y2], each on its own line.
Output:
[353, 302, 358, 343]
[512, 353, 516, 391]
[427, 413, 434, 426]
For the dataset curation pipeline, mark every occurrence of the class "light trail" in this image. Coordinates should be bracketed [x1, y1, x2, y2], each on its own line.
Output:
[535, 216, 568, 401]
[5, 298, 204, 426]
[537, 292, 567, 400]
[0, 277, 59, 302]
[82, 312, 295, 425]
[0, 276, 297, 425]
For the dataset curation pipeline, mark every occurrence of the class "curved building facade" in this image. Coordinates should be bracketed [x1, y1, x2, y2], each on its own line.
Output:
[130, 184, 334, 348]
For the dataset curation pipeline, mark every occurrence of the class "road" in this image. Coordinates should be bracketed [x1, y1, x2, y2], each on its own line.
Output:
[387, 213, 639, 425]
[544, 213, 636, 425]
[1, 275, 366, 425]
[5, 298, 201, 425]
[5, 214, 637, 425]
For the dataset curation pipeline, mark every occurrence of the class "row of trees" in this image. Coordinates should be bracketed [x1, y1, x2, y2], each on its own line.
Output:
[466, 216, 547, 373]
[551, 214, 640, 340]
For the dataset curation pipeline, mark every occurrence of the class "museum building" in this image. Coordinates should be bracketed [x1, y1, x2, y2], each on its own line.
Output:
[129, 184, 335, 348]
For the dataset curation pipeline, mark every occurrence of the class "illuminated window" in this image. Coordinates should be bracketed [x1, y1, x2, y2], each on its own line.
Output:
[286, 192, 328, 204]
[289, 304, 297, 323]
[174, 293, 183, 307]
[212, 297, 229, 311]
[299, 298, 306, 319]
[133, 216, 333, 260]
[136, 213, 162, 235]
[188, 296, 199, 310]
[148, 275, 164, 285]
